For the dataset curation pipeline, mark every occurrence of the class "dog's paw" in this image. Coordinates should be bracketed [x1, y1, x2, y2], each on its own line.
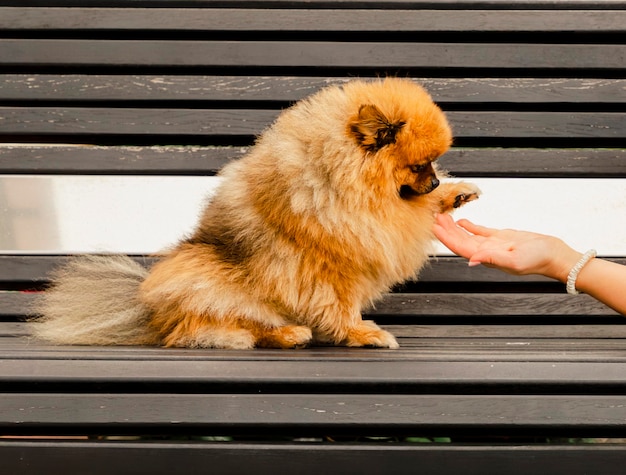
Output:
[453, 186, 481, 208]
[256, 325, 313, 349]
[437, 182, 481, 212]
[342, 321, 400, 349]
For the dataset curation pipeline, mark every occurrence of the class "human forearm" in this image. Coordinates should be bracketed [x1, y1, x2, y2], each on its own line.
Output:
[573, 258, 626, 316]
[525, 239, 626, 315]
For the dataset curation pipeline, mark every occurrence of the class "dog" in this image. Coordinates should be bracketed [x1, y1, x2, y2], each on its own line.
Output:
[32, 77, 480, 349]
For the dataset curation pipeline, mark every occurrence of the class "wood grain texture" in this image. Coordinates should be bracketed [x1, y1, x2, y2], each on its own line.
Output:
[0, 145, 624, 177]
[374, 293, 620, 316]
[1, 108, 624, 138]
[0, 255, 155, 282]
[1, 7, 625, 31]
[2, 40, 625, 69]
[3, 0, 626, 8]
[437, 148, 626, 178]
[3, 76, 625, 103]
[6, 322, 626, 338]
[387, 324, 626, 338]
[3, 355, 626, 384]
[3, 393, 626, 429]
[2, 75, 625, 103]
[0, 145, 244, 175]
[3, 335, 626, 362]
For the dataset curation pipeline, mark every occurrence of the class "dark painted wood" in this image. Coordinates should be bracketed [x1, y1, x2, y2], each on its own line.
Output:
[2, 76, 625, 104]
[0, 145, 242, 175]
[4, 335, 626, 362]
[1, 108, 624, 139]
[7, 321, 626, 338]
[3, 393, 626, 431]
[438, 148, 626, 178]
[1, 7, 625, 32]
[1, 291, 618, 318]
[1, 2, 626, 466]
[0, 146, 624, 177]
[0, 255, 155, 283]
[3, 355, 626, 385]
[2, 40, 625, 69]
[374, 293, 619, 316]
[3, 442, 626, 475]
[3, 0, 626, 8]
[389, 324, 626, 338]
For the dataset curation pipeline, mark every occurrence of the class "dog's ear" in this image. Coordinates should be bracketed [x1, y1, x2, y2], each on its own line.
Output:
[349, 104, 406, 152]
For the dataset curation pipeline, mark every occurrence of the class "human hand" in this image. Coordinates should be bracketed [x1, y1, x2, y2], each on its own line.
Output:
[433, 213, 582, 282]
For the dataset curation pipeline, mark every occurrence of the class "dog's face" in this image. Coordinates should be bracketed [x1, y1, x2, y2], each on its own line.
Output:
[346, 80, 452, 200]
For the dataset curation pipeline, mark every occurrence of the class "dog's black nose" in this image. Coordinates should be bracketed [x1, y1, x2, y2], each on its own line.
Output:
[430, 177, 440, 190]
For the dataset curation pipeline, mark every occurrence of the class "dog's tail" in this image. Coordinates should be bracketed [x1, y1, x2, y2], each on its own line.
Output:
[30, 255, 161, 346]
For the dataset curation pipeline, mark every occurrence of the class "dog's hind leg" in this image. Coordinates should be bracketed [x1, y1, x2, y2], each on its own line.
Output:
[154, 306, 313, 350]
[244, 321, 313, 349]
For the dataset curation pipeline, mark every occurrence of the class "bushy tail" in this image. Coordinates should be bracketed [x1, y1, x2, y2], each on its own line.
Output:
[30, 255, 161, 346]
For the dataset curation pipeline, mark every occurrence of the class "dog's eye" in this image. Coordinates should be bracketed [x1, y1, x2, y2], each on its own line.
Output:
[410, 164, 427, 173]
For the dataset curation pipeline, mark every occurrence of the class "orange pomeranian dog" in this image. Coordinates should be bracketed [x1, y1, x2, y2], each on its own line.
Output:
[32, 78, 480, 349]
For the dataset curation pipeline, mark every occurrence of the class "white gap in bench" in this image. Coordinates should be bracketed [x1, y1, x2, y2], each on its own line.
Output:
[1, 175, 625, 256]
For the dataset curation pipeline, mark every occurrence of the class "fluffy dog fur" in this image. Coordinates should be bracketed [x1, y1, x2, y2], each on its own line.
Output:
[32, 78, 480, 349]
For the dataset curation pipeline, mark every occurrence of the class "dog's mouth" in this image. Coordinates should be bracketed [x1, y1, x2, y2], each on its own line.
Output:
[399, 180, 439, 200]
[399, 185, 421, 200]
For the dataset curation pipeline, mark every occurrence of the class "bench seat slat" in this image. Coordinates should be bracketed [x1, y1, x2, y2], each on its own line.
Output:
[3, 393, 626, 431]
[0, 332, 626, 362]
[3, 358, 626, 384]
[2, 40, 625, 69]
[2, 341, 626, 362]
[6, 322, 626, 339]
[3, 441, 626, 475]
[1, 292, 618, 318]
[2, 0, 626, 8]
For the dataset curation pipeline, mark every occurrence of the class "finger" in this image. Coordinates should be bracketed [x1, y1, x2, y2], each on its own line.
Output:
[434, 212, 456, 230]
[456, 219, 498, 238]
[469, 249, 521, 275]
[434, 213, 468, 242]
[433, 214, 479, 258]
[435, 213, 474, 238]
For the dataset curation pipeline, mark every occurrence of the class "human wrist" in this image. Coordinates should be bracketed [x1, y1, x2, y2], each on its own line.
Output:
[544, 238, 583, 284]
[566, 249, 597, 295]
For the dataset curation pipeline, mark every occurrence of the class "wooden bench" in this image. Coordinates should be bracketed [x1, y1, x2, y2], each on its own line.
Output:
[2, 1, 626, 473]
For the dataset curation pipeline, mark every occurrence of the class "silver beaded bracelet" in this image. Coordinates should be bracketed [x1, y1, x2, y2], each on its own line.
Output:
[566, 249, 597, 295]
